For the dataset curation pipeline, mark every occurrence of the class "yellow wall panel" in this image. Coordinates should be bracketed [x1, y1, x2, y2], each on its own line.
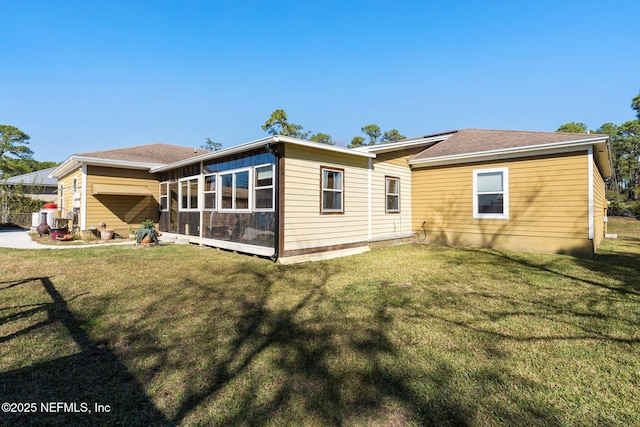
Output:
[411, 151, 595, 256]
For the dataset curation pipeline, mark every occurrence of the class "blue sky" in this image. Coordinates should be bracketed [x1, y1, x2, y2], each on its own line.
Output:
[1, 0, 639, 162]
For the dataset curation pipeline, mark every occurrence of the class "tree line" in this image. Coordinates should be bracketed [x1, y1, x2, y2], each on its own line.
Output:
[203, 109, 407, 151]
[556, 92, 640, 211]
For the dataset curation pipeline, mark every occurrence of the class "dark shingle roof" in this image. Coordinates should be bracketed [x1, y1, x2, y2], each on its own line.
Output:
[78, 143, 208, 164]
[410, 129, 604, 161]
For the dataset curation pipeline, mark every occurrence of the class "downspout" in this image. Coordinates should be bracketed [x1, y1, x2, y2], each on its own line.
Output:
[81, 164, 88, 231]
[266, 143, 281, 261]
[367, 157, 372, 241]
[588, 146, 594, 241]
[199, 160, 204, 245]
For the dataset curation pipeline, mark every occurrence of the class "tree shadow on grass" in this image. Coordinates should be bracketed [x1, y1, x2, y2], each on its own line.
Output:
[0, 277, 171, 426]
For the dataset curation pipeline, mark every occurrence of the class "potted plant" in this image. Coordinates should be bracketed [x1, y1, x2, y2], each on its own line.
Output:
[128, 225, 136, 240]
[98, 221, 115, 240]
[136, 219, 159, 244]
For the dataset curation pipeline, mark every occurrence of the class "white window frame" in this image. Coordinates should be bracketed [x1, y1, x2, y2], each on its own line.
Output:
[385, 176, 400, 214]
[178, 176, 200, 212]
[159, 182, 169, 212]
[203, 174, 217, 211]
[473, 167, 509, 219]
[253, 164, 275, 212]
[218, 167, 252, 212]
[321, 166, 344, 214]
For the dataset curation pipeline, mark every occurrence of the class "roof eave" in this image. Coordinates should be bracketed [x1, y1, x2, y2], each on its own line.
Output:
[49, 156, 164, 178]
[409, 136, 611, 168]
[356, 133, 455, 154]
[151, 135, 375, 173]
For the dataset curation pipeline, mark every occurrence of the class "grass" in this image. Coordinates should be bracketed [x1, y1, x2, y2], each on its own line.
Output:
[1, 218, 639, 426]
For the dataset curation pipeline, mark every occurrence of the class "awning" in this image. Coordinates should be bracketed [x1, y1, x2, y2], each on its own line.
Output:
[92, 184, 153, 196]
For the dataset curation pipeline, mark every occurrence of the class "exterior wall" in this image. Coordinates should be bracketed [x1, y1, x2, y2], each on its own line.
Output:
[411, 150, 595, 257]
[282, 144, 369, 255]
[369, 149, 420, 242]
[85, 166, 159, 236]
[593, 157, 606, 251]
[57, 168, 83, 228]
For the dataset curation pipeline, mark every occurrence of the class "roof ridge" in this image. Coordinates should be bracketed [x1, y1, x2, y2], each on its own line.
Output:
[461, 127, 592, 136]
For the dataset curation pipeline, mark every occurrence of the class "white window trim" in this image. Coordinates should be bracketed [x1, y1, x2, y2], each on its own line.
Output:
[253, 163, 275, 212]
[218, 167, 252, 212]
[321, 167, 344, 214]
[178, 176, 200, 212]
[473, 167, 509, 219]
[385, 176, 400, 214]
[203, 173, 217, 212]
[159, 182, 169, 212]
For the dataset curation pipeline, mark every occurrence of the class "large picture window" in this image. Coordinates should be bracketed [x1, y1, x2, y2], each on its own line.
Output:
[179, 177, 199, 211]
[385, 177, 400, 213]
[204, 174, 216, 210]
[254, 164, 274, 211]
[220, 169, 250, 211]
[321, 167, 344, 214]
[473, 167, 509, 219]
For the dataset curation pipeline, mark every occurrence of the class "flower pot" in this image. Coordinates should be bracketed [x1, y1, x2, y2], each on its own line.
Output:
[100, 229, 115, 240]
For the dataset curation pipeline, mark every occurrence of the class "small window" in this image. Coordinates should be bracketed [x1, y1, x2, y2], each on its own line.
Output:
[59, 184, 65, 211]
[254, 164, 274, 211]
[321, 167, 343, 214]
[179, 177, 199, 211]
[159, 182, 169, 211]
[473, 168, 509, 219]
[204, 174, 216, 210]
[385, 177, 400, 213]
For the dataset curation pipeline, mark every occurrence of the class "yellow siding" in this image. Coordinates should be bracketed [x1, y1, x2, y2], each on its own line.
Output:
[412, 151, 595, 256]
[283, 145, 369, 251]
[370, 151, 415, 241]
[57, 169, 81, 214]
[85, 166, 159, 235]
[593, 158, 606, 251]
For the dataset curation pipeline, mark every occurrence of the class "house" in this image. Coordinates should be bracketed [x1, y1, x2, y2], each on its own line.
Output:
[49, 144, 208, 236]
[403, 129, 611, 257]
[50, 129, 612, 261]
[151, 128, 611, 261]
[1, 167, 58, 202]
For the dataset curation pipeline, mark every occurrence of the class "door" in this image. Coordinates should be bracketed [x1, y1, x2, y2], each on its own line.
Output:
[169, 182, 179, 233]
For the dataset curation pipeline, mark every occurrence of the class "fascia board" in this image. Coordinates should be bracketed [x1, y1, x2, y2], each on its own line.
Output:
[360, 134, 454, 154]
[409, 137, 609, 168]
[49, 156, 163, 178]
[151, 135, 375, 173]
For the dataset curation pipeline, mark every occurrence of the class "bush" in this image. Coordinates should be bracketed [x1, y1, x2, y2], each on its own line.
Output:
[631, 200, 640, 220]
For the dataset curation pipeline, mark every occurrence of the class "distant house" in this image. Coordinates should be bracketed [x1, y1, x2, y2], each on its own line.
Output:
[49, 144, 207, 236]
[1, 167, 58, 202]
[50, 129, 612, 260]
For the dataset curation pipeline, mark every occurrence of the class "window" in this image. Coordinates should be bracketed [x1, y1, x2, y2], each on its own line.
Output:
[473, 168, 509, 219]
[254, 164, 274, 211]
[159, 182, 169, 211]
[385, 177, 400, 213]
[179, 177, 199, 211]
[204, 174, 216, 210]
[59, 184, 64, 211]
[321, 167, 343, 213]
[220, 169, 250, 211]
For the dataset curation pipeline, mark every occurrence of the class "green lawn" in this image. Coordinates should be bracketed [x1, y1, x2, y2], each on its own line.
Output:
[1, 219, 639, 426]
